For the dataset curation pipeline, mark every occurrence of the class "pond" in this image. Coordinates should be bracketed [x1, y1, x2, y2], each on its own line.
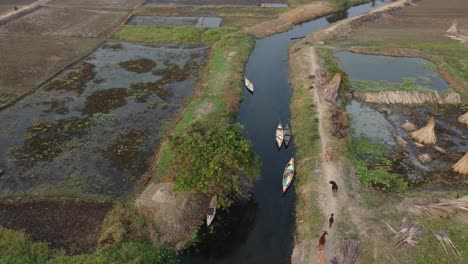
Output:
[335, 51, 452, 92]
[0, 42, 208, 198]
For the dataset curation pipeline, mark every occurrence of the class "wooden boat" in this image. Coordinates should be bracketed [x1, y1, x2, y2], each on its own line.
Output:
[282, 157, 295, 194]
[244, 78, 254, 93]
[284, 122, 291, 147]
[276, 122, 284, 149]
[206, 195, 217, 226]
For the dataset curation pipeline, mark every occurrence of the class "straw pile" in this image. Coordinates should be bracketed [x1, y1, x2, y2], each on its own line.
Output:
[453, 152, 468, 174]
[400, 120, 417, 132]
[407, 196, 468, 219]
[396, 136, 408, 148]
[411, 117, 436, 145]
[418, 153, 432, 164]
[340, 240, 361, 264]
[433, 231, 462, 258]
[354, 91, 461, 105]
[457, 112, 468, 125]
[392, 222, 422, 247]
[446, 20, 458, 35]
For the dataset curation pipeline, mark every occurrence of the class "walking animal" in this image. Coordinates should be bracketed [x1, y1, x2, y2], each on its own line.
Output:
[325, 147, 331, 162]
[329, 213, 334, 228]
[329, 181, 338, 197]
[318, 231, 328, 251]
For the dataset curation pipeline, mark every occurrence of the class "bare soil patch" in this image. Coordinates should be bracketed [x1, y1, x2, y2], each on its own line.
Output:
[0, 6, 126, 37]
[0, 0, 38, 16]
[144, 0, 287, 6]
[0, 34, 99, 109]
[47, 0, 143, 9]
[0, 200, 113, 254]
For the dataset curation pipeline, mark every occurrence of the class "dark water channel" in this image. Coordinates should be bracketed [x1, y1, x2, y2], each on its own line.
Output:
[181, 1, 389, 263]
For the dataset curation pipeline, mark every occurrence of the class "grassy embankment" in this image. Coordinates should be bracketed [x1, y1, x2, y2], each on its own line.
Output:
[288, 43, 324, 251]
[114, 26, 255, 185]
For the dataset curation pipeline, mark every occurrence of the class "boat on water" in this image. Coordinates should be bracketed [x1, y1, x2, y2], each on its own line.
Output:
[244, 78, 254, 93]
[284, 123, 291, 148]
[276, 122, 284, 149]
[207, 195, 217, 226]
[282, 157, 295, 194]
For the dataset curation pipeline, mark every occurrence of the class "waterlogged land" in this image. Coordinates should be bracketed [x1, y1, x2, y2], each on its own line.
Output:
[0, 42, 208, 198]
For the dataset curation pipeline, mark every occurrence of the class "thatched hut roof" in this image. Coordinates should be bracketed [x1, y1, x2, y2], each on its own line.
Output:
[401, 120, 417, 132]
[457, 112, 468, 125]
[411, 117, 436, 145]
[453, 152, 468, 175]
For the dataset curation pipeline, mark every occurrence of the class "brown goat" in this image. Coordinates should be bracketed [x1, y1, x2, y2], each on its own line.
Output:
[325, 147, 331, 162]
[329, 181, 338, 197]
[318, 231, 328, 251]
[329, 213, 334, 229]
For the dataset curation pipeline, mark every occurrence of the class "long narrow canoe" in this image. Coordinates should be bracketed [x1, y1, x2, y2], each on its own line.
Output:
[276, 122, 284, 149]
[284, 123, 291, 148]
[282, 157, 295, 194]
[244, 78, 254, 93]
[206, 195, 217, 226]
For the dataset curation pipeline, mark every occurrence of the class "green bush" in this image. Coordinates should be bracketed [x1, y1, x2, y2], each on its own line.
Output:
[349, 137, 407, 192]
[172, 119, 260, 208]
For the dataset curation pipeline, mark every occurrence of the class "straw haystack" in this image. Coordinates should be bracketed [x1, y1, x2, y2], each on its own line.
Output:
[341, 240, 361, 264]
[396, 136, 408, 148]
[411, 117, 436, 144]
[407, 196, 468, 219]
[457, 112, 468, 125]
[401, 120, 417, 132]
[418, 153, 432, 164]
[453, 152, 468, 175]
[446, 20, 458, 35]
[433, 231, 462, 258]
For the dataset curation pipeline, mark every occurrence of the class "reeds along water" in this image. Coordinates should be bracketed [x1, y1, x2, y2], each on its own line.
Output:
[354, 91, 461, 105]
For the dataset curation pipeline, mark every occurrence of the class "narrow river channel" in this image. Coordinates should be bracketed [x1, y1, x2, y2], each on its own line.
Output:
[181, 1, 389, 263]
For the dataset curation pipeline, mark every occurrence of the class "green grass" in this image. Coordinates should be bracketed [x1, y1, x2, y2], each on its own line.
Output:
[351, 79, 439, 93]
[0, 226, 177, 264]
[114, 26, 237, 44]
[289, 43, 323, 247]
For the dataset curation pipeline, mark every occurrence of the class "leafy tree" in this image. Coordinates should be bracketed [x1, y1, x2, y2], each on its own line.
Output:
[172, 120, 260, 208]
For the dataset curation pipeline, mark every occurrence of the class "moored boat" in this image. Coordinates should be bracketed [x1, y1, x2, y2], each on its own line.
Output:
[206, 195, 217, 226]
[282, 157, 295, 194]
[276, 122, 284, 149]
[284, 122, 291, 147]
[244, 78, 254, 93]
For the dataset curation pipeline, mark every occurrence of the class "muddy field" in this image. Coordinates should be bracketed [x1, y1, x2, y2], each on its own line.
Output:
[0, 200, 113, 254]
[346, 0, 468, 44]
[0, 34, 100, 109]
[144, 0, 287, 6]
[0, 6, 126, 37]
[0, 42, 208, 198]
[0, 0, 38, 16]
[127, 15, 222, 27]
[47, 0, 143, 9]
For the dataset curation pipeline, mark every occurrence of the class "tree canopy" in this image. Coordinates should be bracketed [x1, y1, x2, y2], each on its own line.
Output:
[172, 120, 260, 208]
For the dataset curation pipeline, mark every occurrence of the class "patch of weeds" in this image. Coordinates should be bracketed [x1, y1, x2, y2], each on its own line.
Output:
[351, 79, 435, 93]
[82, 88, 129, 115]
[119, 58, 156, 73]
[7, 118, 94, 168]
[130, 81, 170, 103]
[103, 130, 147, 177]
[349, 136, 407, 192]
[421, 60, 436, 70]
[45, 63, 95, 94]
[93, 78, 106, 84]
[316, 48, 350, 106]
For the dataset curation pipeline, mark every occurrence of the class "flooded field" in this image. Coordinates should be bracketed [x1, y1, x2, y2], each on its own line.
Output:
[335, 51, 451, 92]
[347, 100, 468, 182]
[128, 16, 222, 27]
[0, 42, 208, 198]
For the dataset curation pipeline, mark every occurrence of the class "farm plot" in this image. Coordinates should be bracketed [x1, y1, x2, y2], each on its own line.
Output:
[0, 42, 208, 199]
[0, 34, 99, 109]
[47, 0, 143, 9]
[144, 0, 287, 6]
[0, 6, 127, 37]
[0, 0, 38, 16]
